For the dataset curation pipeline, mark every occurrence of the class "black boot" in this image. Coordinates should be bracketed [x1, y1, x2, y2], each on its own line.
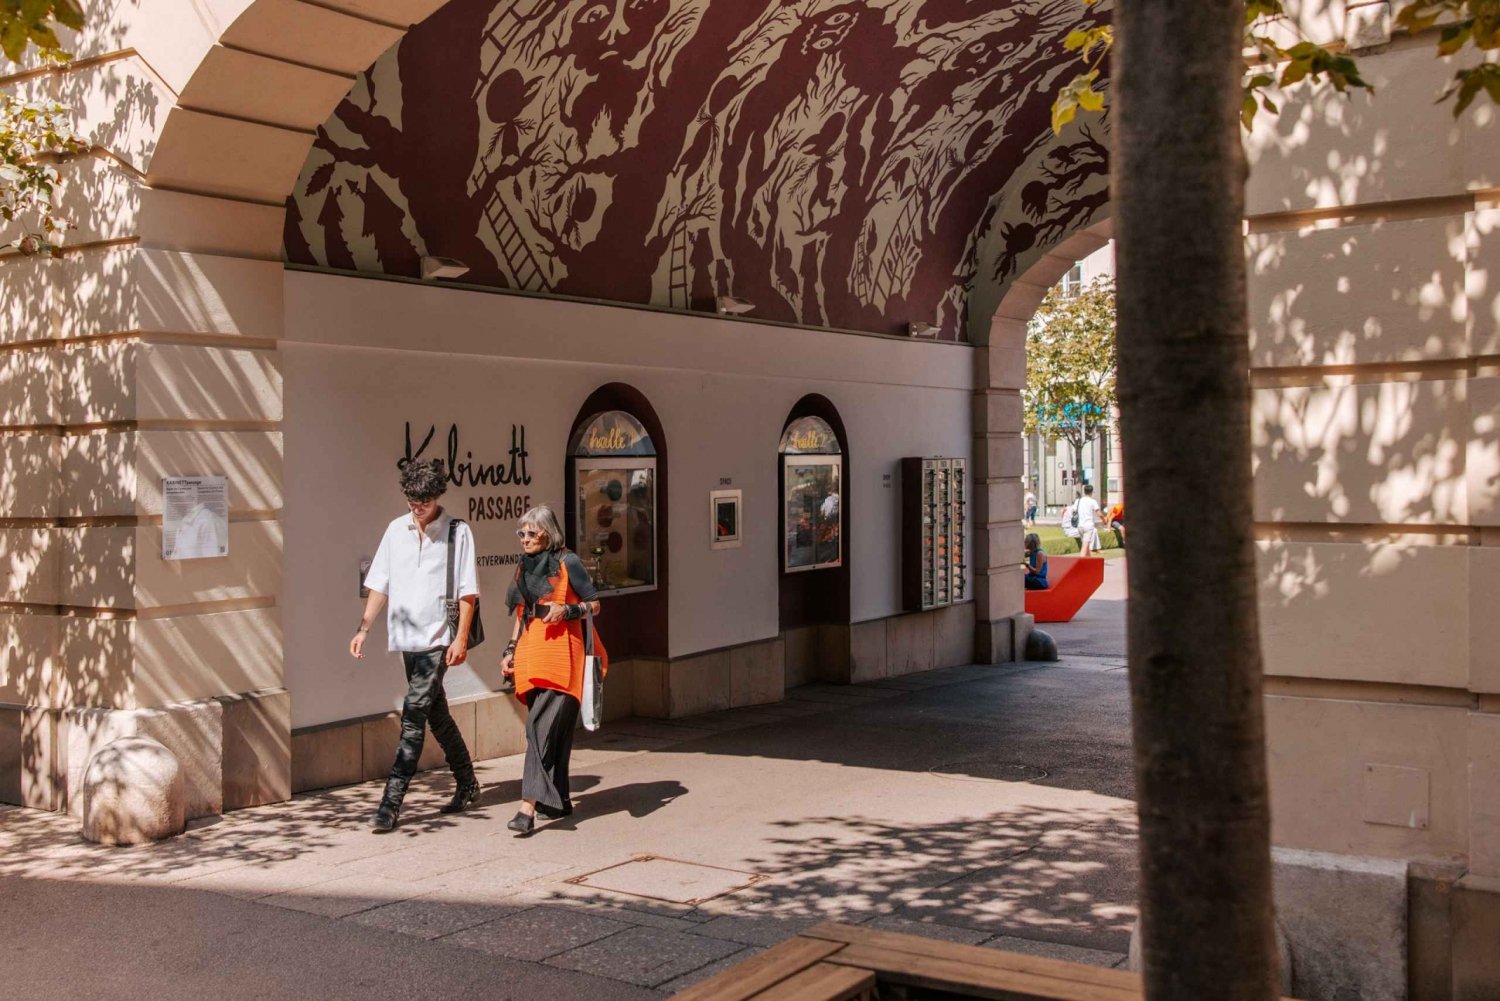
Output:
[536, 800, 572, 819]
[440, 778, 481, 815]
[372, 800, 399, 833]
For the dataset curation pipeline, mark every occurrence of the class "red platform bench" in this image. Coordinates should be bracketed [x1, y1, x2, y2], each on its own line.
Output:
[1024, 555, 1104, 623]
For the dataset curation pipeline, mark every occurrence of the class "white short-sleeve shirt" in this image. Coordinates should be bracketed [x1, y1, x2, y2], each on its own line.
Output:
[1076, 496, 1100, 530]
[363, 510, 479, 652]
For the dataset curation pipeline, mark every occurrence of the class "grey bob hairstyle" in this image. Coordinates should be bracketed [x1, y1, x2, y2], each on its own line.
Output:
[519, 505, 565, 551]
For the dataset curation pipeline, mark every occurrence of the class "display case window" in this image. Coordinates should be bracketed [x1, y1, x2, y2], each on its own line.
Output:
[570, 411, 657, 595]
[780, 416, 842, 572]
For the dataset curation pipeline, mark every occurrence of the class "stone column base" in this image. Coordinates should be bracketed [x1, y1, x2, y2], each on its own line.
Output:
[975, 613, 1034, 664]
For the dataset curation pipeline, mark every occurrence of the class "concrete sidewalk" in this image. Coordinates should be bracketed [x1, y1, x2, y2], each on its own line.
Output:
[1, 655, 1137, 999]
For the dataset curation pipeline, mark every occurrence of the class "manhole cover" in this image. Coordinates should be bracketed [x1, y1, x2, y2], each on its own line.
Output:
[565, 855, 768, 906]
[928, 759, 1050, 783]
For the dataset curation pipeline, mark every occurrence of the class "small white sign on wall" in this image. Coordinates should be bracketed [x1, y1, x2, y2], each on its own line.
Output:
[161, 476, 229, 560]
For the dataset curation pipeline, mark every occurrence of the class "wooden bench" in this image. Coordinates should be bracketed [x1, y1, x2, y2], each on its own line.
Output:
[673, 922, 1293, 1001]
[1023, 555, 1105, 624]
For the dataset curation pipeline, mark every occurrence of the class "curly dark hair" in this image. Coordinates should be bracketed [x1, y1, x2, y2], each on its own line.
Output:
[399, 459, 448, 501]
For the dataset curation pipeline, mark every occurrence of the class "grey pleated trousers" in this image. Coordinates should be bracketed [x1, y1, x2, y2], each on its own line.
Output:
[522, 687, 578, 811]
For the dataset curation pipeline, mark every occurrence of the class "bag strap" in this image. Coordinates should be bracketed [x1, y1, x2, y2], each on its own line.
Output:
[446, 517, 460, 606]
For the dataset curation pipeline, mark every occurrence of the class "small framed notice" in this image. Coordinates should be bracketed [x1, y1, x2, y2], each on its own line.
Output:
[161, 476, 229, 560]
[710, 488, 742, 550]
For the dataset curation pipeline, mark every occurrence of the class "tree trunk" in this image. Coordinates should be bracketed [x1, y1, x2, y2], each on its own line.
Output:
[1113, 3, 1278, 999]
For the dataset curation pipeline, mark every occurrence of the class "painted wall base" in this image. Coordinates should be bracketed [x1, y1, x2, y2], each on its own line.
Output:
[290, 602, 982, 792]
[976, 611, 1033, 664]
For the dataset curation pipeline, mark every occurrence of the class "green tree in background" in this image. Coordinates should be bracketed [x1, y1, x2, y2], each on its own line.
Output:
[1, 0, 86, 254]
[1024, 276, 1117, 491]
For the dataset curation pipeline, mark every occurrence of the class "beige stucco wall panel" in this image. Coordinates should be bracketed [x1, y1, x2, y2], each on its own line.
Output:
[1470, 713, 1500, 877]
[1468, 549, 1500, 693]
[149, 108, 313, 204]
[57, 521, 281, 609]
[1245, 44, 1463, 215]
[1, 528, 60, 606]
[58, 606, 282, 710]
[0, 611, 59, 706]
[1467, 376, 1500, 526]
[0, 347, 59, 426]
[1252, 378, 1467, 525]
[55, 56, 177, 174]
[180, 47, 355, 133]
[63, 248, 284, 340]
[61, 341, 282, 425]
[1465, 208, 1500, 357]
[60, 430, 283, 517]
[1248, 216, 1468, 367]
[1258, 540, 1468, 687]
[0, 256, 57, 345]
[1267, 694, 1468, 863]
[0, 435, 60, 519]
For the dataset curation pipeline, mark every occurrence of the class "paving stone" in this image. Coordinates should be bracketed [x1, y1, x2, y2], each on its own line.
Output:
[173, 859, 345, 900]
[258, 873, 427, 918]
[423, 856, 574, 897]
[864, 915, 992, 945]
[545, 924, 746, 987]
[348, 894, 528, 940]
[692, 914, 819, 946]
[338, 844, 508, 881]
[656, 945, 764, 993]
[982, 935, 1127, 968]
[441, 905, 631, 961]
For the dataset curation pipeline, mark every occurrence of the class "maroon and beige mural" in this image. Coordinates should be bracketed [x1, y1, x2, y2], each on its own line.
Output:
[284, 0, 1111, 340]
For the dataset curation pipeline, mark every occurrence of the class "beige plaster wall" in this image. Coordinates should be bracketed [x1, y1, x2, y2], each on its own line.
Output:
[1245, 26, 1500, 872]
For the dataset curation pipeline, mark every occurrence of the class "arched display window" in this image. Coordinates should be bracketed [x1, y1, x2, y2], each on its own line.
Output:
[569, 410, 657, 595]
[779, 415, 842, 572]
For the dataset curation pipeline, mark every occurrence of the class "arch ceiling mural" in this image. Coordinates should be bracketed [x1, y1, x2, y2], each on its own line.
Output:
[284, 0, 1111, 340]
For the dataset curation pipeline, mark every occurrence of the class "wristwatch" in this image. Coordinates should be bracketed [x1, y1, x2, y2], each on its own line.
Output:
[355, 624, 369, 633]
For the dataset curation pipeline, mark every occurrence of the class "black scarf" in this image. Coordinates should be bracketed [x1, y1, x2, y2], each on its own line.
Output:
[518, 549, 563, 616]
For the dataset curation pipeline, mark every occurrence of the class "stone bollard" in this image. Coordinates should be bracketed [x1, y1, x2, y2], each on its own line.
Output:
[80, 735, 187, 845]
[1024, 628, 1059, 662]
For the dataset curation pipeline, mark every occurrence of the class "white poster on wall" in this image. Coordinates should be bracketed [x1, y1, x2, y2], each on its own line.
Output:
[161, 476, 229, 560]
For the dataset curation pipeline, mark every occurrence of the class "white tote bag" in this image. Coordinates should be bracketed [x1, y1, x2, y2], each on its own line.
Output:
[580, 603, 605, 731]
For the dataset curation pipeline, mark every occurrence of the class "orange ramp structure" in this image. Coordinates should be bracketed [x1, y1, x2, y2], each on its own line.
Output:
[1024, 555, 1104, 623]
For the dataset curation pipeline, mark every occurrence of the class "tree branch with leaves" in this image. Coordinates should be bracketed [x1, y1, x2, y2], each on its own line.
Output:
[1, 0, 87, 255]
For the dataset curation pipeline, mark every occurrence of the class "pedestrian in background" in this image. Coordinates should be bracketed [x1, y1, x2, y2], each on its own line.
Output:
[1076, 483, 1102, 557]
[1024, 486, 1038, 527]
[351, 459, 481, 833]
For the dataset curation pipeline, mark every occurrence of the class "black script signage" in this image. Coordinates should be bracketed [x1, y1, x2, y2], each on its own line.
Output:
[569, 411, 655, 457]
[400, 422, 532, 487]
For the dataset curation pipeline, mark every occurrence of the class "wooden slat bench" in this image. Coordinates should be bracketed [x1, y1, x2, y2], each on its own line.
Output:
[673, 922, 1295, 1001]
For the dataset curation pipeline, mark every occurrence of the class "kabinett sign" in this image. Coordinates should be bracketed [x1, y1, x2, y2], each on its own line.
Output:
[400, 421, 533, 522]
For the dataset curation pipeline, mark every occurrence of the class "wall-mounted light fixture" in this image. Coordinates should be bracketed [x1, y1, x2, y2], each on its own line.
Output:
[716, 295, 756, 316]
[908, 321, 940, 338]
[420, 255, 470, 280]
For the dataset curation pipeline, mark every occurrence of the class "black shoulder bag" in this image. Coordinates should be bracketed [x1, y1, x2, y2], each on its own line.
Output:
[445, 518, 485, 647]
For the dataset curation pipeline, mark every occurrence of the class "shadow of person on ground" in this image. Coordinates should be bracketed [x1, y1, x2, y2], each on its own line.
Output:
[537, 780, 689, 834]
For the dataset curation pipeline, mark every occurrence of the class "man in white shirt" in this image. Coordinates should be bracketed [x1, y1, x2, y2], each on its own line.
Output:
[351, 459, 480, 832]
[1076, 483, 1102, 557]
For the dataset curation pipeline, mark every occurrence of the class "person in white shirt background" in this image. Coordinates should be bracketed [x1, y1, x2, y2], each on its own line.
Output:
[350, 459, 481, 832]
[1075, 482, 1102, 557]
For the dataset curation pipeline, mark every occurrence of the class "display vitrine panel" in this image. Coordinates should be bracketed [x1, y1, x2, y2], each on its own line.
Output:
[575, 460, 656, 594]
[902, 457, 967, 611]
[784, 455, 842, 572]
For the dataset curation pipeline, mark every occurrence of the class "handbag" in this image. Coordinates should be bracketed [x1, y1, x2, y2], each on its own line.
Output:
[445, 517, 485, 647]
[580, 601, 604, 731]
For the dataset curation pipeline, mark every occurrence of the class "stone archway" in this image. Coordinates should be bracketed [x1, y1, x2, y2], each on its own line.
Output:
[971, 215, 1113, 662]
[0, 0, 1112, 815]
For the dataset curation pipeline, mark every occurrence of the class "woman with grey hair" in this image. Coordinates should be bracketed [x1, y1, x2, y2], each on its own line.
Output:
[500, 504, 605, 835]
